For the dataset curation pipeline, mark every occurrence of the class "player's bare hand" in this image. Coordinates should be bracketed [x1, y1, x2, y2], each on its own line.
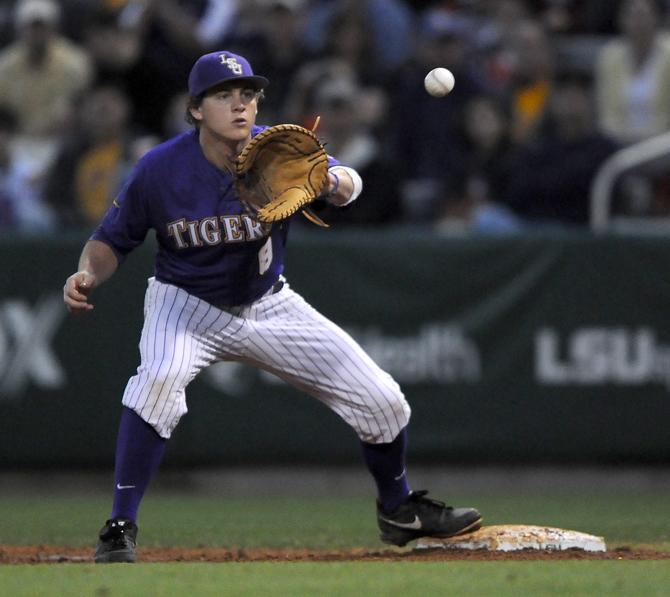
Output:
[63, 271, 97, 313]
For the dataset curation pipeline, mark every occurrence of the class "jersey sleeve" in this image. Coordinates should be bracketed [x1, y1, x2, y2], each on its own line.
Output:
[89, 163, 151, 264]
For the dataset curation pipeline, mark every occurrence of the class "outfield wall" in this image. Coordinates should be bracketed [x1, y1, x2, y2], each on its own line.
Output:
[1, 229, 669, 467]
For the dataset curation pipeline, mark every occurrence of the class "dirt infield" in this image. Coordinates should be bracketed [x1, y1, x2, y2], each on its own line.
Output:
[2, 545, 669, 564]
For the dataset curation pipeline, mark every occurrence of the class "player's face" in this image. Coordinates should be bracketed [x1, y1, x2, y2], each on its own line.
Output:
[192, 85, 260, 143]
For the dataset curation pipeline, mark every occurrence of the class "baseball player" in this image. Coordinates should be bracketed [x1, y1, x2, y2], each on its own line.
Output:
[62, 50, 482, 563]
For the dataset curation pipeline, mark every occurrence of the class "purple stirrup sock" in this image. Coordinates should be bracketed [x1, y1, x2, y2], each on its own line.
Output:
[110, 407, 167, 523]
[360, 427, 411, 515]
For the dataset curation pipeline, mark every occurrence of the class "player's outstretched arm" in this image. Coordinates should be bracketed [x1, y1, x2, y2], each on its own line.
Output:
[326, 167, 356, 206]
[63, 240, 119, 313]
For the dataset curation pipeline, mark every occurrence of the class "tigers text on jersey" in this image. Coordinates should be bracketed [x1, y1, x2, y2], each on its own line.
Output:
[91, 127, 339, 307]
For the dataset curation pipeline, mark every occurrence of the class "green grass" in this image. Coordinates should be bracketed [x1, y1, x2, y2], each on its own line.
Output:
[2, 489, 670, 596]
[1, 491, 669, 550]
[1, 562, 670, 597]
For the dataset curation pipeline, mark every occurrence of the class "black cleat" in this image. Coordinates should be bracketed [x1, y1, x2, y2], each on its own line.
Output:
[95, 518, 138, 563]
[377, 490, 482, 547]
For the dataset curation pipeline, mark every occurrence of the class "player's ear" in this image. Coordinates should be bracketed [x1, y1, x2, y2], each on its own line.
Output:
[189, 106, 203, 122]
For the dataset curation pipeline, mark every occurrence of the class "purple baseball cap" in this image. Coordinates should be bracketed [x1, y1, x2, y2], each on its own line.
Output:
[188, 51, 269, 97]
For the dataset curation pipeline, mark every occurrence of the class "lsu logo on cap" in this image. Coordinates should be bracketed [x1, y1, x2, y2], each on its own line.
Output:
[219, 54, 242, 75]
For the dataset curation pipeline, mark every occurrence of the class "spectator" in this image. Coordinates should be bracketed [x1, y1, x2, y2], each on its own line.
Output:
[391, 7, 485, 222]
[0, 0, 93, 138]
[303, 0, 414, 77]
[281, 0, 405, 127]
[435, 93, 521, 234]
[226, 0, 312, 123]
[313, 4, 391, 87]
[281, 41, 360, 128]
[309, 78, 402, 226]
[43, 84, 136, 227]
[472, 0, 532, 92]
[0, 106, 56, 232]
[595, 0, 670, 144]
[118, 0, 241, 134]
[80, 4, 142, 86]
[503, 78, 619, 225]
[506, 19, 556, 145]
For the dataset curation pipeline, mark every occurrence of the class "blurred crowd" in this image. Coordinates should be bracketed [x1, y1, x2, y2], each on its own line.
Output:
[1, 0, 670, 234]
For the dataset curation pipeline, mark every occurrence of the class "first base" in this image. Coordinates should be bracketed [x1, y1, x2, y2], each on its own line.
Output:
[415, 525, 606, 552]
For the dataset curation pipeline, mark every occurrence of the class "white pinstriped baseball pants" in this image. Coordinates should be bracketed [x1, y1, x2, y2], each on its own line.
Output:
[122, 277, 410, 441]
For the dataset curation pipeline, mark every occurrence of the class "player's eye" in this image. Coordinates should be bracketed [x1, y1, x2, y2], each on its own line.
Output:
[241, 89, 257, 101]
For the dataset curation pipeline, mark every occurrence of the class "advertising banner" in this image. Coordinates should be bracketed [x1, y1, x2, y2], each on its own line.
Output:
[1, 231, 668, 466]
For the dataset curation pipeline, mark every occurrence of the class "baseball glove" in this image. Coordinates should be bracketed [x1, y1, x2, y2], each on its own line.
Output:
[235, 124, 330, 226]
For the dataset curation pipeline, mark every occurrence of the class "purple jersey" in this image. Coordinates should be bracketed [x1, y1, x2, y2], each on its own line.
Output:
[91, 126, 339, 306]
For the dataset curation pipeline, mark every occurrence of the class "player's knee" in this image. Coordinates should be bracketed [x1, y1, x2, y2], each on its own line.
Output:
[387, 388, 411, 431]
[122, 387, 187, 439]
[396, 394, 412, 428]
[363, 387, 411, 444]
[137, 402, 185, 439]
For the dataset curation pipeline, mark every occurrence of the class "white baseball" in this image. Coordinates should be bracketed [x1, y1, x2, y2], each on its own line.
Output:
[424, 67, 455, 97]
